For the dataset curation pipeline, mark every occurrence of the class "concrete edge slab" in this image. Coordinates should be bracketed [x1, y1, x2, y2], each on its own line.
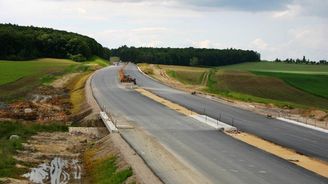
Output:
[277, 117, 328, 134]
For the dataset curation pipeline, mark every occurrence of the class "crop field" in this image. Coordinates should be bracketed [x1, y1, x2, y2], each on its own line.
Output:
[208, 70, 328, 109]
[158, 62, 328, 110]
[253, 72, 328, 99]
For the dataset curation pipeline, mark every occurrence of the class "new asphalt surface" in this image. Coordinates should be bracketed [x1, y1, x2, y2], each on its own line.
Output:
[124, 63, 328, 162]
[91, 65, 327, 184]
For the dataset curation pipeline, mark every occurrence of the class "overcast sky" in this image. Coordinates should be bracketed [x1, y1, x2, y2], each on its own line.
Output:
[0, 0, 327, 60]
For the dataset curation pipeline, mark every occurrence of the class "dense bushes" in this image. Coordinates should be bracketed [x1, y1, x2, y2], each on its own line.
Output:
[0, 24, 110, 61]
[111, 46, 260, 66]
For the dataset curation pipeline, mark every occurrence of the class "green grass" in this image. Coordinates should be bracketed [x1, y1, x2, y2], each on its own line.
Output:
[0, 57, 109, 102]
[84, 148, 133, 184]
[166, 70, 206, 85]
[155, 64, 208, 85]
[86, 56, 110, 67]
[0, 58, 76, 85]
[219, 61, 328, 75]
[91, 156, 133, 184]
[0, 121, 68, 178]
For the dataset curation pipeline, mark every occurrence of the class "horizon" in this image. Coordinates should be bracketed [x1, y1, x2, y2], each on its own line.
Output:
[0, 0, 327, 61]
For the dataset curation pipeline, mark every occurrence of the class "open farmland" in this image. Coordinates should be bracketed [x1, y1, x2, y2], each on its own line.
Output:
[0, 59, 77, 101]
[253, 72, 328, 99]
[208, 70, 328, 109]
[0, 57, 108, 102]
[219, 61, 328, 74]
[148, 62, 328, 110]
[0, 58, 76, 85]
[219, 62, 328, 101]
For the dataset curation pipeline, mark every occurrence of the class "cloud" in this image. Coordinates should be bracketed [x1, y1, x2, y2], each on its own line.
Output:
[192, 40, 211, 48]
[272, 4, 301, 18]
[48, 0, 291, 12]
[182, 0, 291, 11]
[272, 0, 328, 18]
[250, 38, 268, 50]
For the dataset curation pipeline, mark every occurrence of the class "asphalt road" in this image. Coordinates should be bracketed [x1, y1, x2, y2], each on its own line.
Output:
[91, 65, 327, 184]
[124, 63, 328, 162]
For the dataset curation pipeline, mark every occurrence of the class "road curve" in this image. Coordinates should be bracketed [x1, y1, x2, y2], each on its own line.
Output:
[124, 63, 328, 162]
[91, 65, 327, 184]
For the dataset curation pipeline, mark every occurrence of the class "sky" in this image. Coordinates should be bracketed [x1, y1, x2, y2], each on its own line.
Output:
[0, 0, 327, 61]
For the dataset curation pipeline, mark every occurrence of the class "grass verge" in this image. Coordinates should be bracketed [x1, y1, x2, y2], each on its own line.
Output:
[0, 121, 68, 178]
[84, 147, 133, 184]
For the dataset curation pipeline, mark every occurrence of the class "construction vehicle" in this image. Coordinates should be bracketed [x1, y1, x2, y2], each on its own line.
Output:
[119, 68, 137, 85]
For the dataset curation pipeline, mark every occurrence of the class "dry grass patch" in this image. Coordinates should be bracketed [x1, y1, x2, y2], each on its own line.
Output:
[66, 72, 92, 115]
[138, 63, 154, 75]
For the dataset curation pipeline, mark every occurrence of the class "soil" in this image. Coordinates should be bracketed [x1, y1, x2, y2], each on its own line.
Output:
[4, 128, 107, 184]
[51, 73, 80, 89]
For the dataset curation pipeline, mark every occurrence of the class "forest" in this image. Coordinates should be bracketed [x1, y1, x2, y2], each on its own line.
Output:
[0, 24, 110, 61]
[0, 24, 261, 66]
[111, 46, 261, 66]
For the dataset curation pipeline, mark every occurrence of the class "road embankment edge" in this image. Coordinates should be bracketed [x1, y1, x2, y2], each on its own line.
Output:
[85, 68, 163, 184]
[134, 86, 328, 179]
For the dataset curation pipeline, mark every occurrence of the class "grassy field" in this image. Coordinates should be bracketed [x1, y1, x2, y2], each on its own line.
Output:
[0, 57, 109, 102]
[158, 65, 209, 85]
[219, 61, 328, 74]
[153, 62, 328, 110]
[0, 58, 76, 85]
[207, 70, 328, 109]
[0, 121, 67, 178]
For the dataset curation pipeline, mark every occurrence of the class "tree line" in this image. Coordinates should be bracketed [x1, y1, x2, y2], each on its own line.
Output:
[0, 24, 110, 61]
[111, 46, 261, 66]
[274, 56, 328, 65]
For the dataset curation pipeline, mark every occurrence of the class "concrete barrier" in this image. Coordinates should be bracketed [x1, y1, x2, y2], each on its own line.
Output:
[100, 111, 118, 133]
[190, 114, 237, 132]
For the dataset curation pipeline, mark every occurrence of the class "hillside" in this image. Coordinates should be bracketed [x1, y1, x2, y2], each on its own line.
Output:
[0, 24, 110, 61]
[0, 57, 109, 102]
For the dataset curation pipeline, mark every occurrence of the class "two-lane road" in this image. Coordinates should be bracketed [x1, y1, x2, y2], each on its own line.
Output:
[91, 65, 327, 184]
[125, 63, 328, 162]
